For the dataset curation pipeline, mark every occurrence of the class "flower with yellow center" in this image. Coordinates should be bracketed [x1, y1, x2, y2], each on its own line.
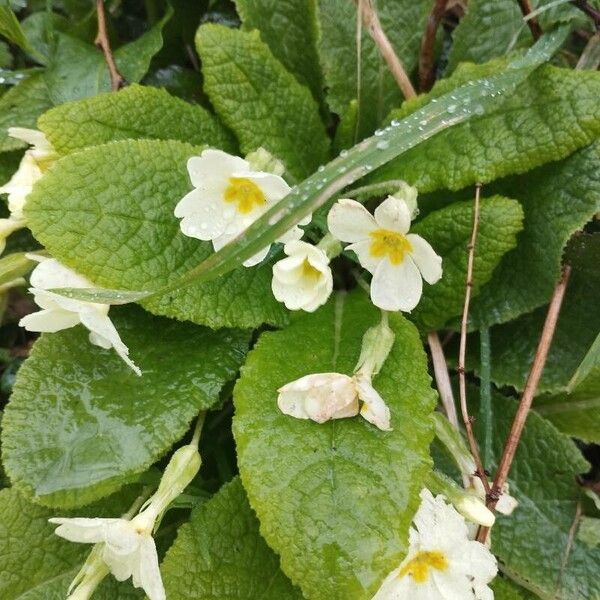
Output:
[327, 195, 442, 312]
[372, 489, 497, 600]
[174, 149, 310, 267]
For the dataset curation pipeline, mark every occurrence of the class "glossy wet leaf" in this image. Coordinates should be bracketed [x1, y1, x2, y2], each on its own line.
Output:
[24, 138, 288, 329]
[162, 477, 303, 600]
[233, 292, 437, 600]
[2, 305, 249, 507]
[38, 84, 236, 155]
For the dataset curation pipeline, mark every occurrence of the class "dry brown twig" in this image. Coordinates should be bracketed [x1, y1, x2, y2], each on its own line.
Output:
[95, 0, 125, 91]
[518, 0, 543, 40]
[476, 265, 572, 543]
[571, 0, 600, 31]
[419, 0, 449, 92]
[355, 0, 417, 99]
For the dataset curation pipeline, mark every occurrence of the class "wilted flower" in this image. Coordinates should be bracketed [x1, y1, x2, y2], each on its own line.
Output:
[174, 149, 310, 266]
[19, 255, 140, 375]
[271, 240, 333, 311]
[327, 195, 442, 312]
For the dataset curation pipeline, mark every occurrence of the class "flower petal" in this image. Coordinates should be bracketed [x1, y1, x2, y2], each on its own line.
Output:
[187, 149, 248, 188]
[327, 198, 377, 243]
[371, 256, 423, 312]
[19, 308, 81, 332]
[346, 239, 381, 274]
[374, 196, 411, 234]
[134, 536, 166, 600]
[243, 171, 290, 203]
[49, 517, 118, 543]
[356, 375, 392, 431]
[29, 258, 94, 290]
[175, 189, 233, 241]
[8, 127, 51, 149]
[407, 234, 442, 284]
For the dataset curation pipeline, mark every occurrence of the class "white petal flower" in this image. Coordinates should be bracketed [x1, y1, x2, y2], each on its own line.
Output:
[174, 149, 310, 267]
[19, 256, 141, 375]
[277, 372, 391, 431]
[272, 240, 333, 312]
[50, 511, 165, 600]
[327, 196, 442, 312]
[372, 489, 497, 600]
[0, 128, 55, 254]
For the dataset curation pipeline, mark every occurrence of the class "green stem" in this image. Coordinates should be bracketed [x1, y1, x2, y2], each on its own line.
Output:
[479, 327, 493, 467]
[191, 412, 206, 447]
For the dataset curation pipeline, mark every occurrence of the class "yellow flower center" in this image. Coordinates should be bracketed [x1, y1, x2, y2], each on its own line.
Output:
[369, 229, 412, 265]
[301, 259, 321, 280]
[224, 177, 266, 214]
[398, 550, 449, 583]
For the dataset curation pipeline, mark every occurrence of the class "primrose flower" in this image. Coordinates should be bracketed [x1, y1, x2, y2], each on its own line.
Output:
[327, 195, 442, 312]
[0, 128, 55, 254]
[277, 371, 391, 431]
[174, 149, 310, 266]
[272, 240, 333, 311]
[19, 255, 140, 375]
[372, 489, 497, 600]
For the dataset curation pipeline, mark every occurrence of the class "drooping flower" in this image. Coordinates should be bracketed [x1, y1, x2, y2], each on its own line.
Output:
[174, 149, 310, 266]
[19, 255, 140, 375]
[327, 195, 442, 312]
[271, 240, 333, 311]
[372, 489, 497, 600]
[0, 128, 55, 254]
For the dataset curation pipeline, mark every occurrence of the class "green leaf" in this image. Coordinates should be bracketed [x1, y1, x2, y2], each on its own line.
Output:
[2, 305, 248, 507]
[195, 23, 329, 180]
[0, 487, 142, 599]
[486, 392, 599, 600]
[233, 292, 437, 600]
[0, 73, 53, 153]
[162, 477, 303, 600]
[25, 139, 288, 329]
[491, 577, 538, 600]
[0, 251, 34, 287]
[410, 195, 523, 331]
[369, 62, 600, 192]
[0, 5, 33, 56]
[38, 84, 236, 155]
[317, 0, 429, 139]
[471, 141, 600, 327]
[234, 0, 324, 105]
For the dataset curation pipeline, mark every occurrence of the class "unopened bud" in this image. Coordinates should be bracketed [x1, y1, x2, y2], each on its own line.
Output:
[391, 181, 419, 219]
[246, 147, 286, 176]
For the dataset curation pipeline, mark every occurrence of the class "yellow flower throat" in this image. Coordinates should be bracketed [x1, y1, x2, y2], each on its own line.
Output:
[399, 550, 449, 583]
[224, 177, 266, 214]
[369, 229, 412, 265]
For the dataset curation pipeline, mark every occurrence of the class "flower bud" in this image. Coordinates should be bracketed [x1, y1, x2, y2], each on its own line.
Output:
[354, 319, 395, 377]
[245, 147, 286, 176]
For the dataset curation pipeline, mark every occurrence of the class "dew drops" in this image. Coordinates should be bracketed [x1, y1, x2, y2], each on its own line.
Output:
[376, 140, 390, 150]
[317, 165, 325, 172]
[339, 149, 348, 158]
[447, 104, 457, 114]
[374, 129, 384, 137]
[391, 119, 400, 127]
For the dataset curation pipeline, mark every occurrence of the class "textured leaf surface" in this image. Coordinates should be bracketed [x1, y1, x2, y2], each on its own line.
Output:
[318, 0, 429, 139]
[25, 139, 288, 329]
[235, 0, 323, 104]
[195, 23, 329, 179]
[471, 141, 600, 327]
[0, 73, 52, 152]
[369, 63, 600, 192]
[2, 306, 248, 507]
[233, 292, 437, 600]
[38, 84, 236, 155]
[162, 478, 303, 600]
[491, 577, 538, 600]
[410, 196, 523, 331]
[0, 487, 142, 599]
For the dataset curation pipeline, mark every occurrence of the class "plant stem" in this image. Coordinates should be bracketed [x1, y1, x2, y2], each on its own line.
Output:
[355, 0, 417, 99]
[428, 331, 459, 430]
[458, 183, 490, 493]
[419, 0, 448, 92]
[571, 0, 600, 31]
[191, 412, 206, 447]
[95, 0, 125, 90]
[476, 266, 571, 543]
[518, 0, 543, 40]
[479, 327, 493, 467]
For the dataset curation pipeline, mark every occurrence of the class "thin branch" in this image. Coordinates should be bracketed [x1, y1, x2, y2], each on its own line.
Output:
[355, 0, 417, 99]
[428, 331, 459, 430]
[571, 0, 600, 31]
[95, 0, 125, 91]
[458, 183, 490, 493]
[419, 0, 449, 92]
[518, 0, 543, 40]
[476, 265, 571, 543]
[556, 500, 582, 594]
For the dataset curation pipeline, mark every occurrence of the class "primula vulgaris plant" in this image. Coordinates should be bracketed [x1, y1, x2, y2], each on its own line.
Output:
[1, 1, 600, 599]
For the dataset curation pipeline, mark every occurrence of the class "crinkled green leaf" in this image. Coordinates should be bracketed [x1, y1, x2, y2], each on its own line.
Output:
[162, 477, 303, 600]
[195, 23, 329, 180]
[0, 73, 52, 152]
[38, 84, 236, 155]
[578, 517, 600, 548]
[2, 305, 248, 507]
[368, 63, 600, 192]
[0, 487, 142, 599]
[233, 292, 437, 600]
[317, 0, 429, 139]
[410, 195, 523, 331]
[492, 577, 538, 600]
[25, 139, 288, 329]
[471, 141, 600, 327]
[235, 0, 324, 105]
[0, 6, 33, 56]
